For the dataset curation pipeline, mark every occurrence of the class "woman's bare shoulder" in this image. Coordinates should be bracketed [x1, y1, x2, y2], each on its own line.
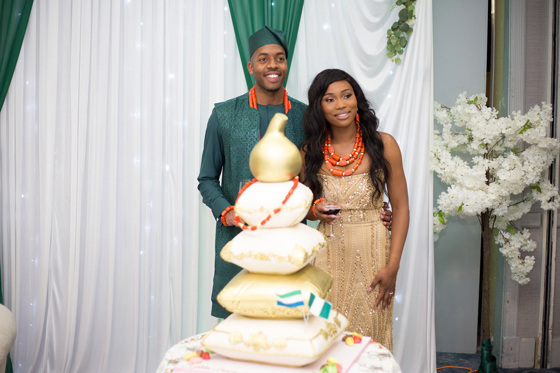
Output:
[378, 132, 398, 147]
[377, 131, 393, 140]
[377, 132, 403, 164]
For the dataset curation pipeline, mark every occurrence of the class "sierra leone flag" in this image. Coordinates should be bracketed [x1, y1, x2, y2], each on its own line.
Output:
[308, 293, 332, 319]
[276, 290, 305, 308]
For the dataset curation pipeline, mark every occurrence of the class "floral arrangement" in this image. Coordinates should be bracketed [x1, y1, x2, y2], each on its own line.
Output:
[431, 93, 559, 285]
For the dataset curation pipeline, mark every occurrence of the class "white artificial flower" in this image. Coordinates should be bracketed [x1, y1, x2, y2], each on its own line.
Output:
[495, 229, 536, 285]
[432, 93, 559, 284]
[533, 179, 560, 210]
[494, 198, 533, 230]
[434, 104, 452, 125]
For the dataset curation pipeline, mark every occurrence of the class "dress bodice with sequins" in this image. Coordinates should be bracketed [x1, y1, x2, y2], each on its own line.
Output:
[319, 173, 384, 224]
[314, 172, 393, 350]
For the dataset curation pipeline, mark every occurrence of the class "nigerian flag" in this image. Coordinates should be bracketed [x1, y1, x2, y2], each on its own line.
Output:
[308, 293, 332, 319]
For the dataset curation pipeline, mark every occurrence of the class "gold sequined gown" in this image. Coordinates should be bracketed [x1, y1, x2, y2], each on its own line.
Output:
[314, 173, 393, 350]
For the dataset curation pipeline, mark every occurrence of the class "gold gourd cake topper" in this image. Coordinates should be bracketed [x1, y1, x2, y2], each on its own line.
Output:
[249, 113, 302, 182]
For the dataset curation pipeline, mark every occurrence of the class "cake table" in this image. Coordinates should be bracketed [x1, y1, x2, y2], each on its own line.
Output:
[156, 333, 401, 373]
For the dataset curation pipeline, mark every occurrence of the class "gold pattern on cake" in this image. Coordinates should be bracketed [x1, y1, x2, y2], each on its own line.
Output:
[244, 332, 270, 352]
[225, 330, 288, 353]
[272, 338, 287, 350]
[333, 314, 342, 328]
[319, 321, 341, 340]
[287, 245, 311, 265]
[235, 200, 310, 214]
[226, 303, 307, 318]
[229, 331, 243, 345]
[220, 241, 325, 267]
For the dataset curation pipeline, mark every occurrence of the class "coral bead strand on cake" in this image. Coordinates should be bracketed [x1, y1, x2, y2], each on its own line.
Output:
[234, 177, 300, 231]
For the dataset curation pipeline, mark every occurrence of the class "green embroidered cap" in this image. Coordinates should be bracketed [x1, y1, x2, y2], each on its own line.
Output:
[248, 26, 288, 59]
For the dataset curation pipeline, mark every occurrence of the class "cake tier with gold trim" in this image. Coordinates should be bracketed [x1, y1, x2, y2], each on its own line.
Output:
[235, 181, 312, 228]
[201, 311, 348, 367]
[221, 223, 325, 274]
[217, 264, 332, 318]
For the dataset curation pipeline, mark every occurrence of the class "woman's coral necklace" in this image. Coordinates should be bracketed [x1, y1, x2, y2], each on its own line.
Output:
[323, 123, 364, 177]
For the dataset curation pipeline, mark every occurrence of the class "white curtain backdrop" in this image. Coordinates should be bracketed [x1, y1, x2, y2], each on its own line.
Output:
[0, 0, 434, 372]
[287, 1, 435, 372]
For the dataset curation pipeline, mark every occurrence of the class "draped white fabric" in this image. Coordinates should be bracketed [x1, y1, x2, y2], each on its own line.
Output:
[287, 2, 435, 372]
[0, 1, 433, 372]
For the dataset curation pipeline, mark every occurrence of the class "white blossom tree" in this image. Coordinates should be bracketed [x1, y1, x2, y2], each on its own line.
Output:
[431, 92, 560, 340]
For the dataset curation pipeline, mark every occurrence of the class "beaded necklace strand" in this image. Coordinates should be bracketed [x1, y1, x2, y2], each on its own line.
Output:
[249, 87, 292, 139]
[323, 121, 364, 177]
[249, 86, 291, 140]
[234, 177, 299, 231]
[249, 86, 292, 114]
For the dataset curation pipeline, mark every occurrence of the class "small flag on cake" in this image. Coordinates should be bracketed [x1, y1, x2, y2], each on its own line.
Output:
[276, 290, 305, 308]
[308, 293, 332, 319]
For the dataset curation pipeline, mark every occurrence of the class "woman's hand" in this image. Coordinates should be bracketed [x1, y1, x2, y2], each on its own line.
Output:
[368, 264, 398, 311]
[313, 200, 341, 224]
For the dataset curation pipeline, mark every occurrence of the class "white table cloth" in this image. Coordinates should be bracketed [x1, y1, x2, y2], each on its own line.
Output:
[157, 333, 401, 373]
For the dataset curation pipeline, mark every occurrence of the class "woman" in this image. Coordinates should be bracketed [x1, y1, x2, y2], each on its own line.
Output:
[301, 69, 409, 350]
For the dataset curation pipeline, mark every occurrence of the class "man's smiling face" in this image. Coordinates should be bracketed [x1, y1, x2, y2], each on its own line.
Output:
[247, 43, 287, 93]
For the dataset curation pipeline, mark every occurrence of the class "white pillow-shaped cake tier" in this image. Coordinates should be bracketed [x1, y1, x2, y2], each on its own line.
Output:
[201, 311, 348, 367]
[235, 180, 312, 228]
[217, 264, 333, 318]
[220, 223, 326, 274]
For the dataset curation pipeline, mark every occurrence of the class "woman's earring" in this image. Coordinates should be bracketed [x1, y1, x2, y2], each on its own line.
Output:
[355, 113, 360, 124]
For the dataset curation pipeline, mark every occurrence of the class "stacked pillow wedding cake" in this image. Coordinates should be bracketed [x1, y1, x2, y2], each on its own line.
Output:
[201, 113, 348, 367]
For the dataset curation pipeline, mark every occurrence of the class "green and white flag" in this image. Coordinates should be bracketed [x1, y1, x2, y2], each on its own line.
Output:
[308, 293, 332, 319]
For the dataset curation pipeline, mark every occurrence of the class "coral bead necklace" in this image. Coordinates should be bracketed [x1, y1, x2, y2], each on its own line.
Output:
[323, 123, 364, 177]
[249, 86, 291, 140]
[249, 86, 291, 114]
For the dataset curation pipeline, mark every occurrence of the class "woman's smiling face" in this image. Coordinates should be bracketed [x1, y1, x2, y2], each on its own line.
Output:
[321, 80, 358, 129]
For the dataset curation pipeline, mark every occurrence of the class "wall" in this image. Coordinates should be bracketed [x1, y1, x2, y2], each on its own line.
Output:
[433, 0, 488, 353]
[499, 0, 556, 368]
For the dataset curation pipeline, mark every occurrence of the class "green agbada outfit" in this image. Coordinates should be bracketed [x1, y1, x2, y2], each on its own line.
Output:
[197, 92, 306, 318]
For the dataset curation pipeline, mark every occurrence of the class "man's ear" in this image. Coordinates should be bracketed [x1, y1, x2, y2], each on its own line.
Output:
[247, 61, 254, 75]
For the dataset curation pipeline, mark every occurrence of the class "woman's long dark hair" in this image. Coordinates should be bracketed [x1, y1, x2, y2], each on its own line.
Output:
[302, 69, 389, 201]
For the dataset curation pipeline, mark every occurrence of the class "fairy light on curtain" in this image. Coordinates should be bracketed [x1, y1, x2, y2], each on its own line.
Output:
[286, 1, 435, 371]
[228, 0, 304, 89]
[0, 2, 34, 373]
[0, 1, 236, 371]
[1, 0, 434, 372]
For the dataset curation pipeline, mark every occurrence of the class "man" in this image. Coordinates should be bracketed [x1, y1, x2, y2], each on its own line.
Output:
[198, 26, 391, 318]
[197, 26, 306, 318]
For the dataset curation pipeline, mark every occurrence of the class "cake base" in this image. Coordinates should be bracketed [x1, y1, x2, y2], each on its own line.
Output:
[156, 334, 401, 373]
[200, 312, 348, 367]
[173, 336, 371, 373]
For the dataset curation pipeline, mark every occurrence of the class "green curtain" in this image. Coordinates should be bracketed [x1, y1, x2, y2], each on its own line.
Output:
[0, 0, 33, 298]
[228, 0, 304, 90]
[0, 0, 34, 112]
[0, 3, 33, 372]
